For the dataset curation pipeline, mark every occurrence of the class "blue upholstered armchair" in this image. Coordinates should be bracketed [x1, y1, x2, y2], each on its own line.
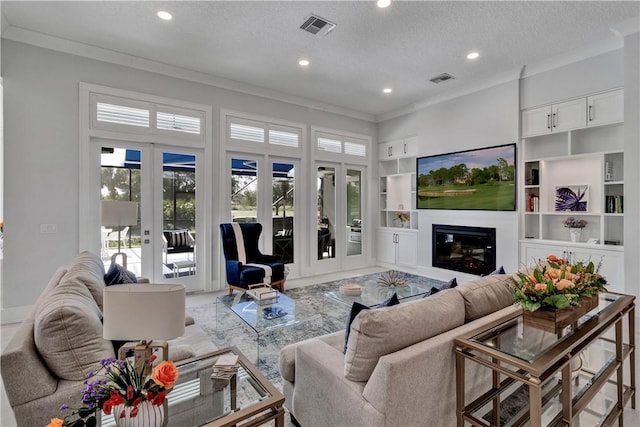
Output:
[220, 223, 286, 293]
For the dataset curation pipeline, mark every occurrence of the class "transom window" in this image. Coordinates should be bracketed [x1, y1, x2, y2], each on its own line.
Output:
[91, 93, 205, 142]
[226, 115, 301, 149]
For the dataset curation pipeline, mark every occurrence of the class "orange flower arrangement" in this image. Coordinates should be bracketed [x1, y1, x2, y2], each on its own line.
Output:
[52, 354, 178, 426]
[513, 255, 607, 312]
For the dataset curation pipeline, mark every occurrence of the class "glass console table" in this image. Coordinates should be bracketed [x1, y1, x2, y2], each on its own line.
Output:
[455, 292, 635, 427]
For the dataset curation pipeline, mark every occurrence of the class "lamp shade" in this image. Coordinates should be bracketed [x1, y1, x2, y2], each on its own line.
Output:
[103, 284, 185, 341]
[101, 200, 138, 227]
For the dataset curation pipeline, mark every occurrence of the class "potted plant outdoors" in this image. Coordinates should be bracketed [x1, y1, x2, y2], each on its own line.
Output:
[562, 216, 587, 242]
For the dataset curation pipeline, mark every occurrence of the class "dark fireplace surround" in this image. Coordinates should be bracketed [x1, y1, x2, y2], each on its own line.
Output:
[432, 224, 496, 276]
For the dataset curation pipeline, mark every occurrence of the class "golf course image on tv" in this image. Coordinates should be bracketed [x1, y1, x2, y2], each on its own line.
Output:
[416, 143, 516, 211]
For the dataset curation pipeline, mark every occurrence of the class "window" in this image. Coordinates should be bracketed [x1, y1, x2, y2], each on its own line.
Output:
[91, 93, 204, 141]
[316, 131, 367, 158]
[227, 115, 301, 149]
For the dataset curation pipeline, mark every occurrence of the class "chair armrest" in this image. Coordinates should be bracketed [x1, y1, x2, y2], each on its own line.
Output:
[225, 260, 242, 284]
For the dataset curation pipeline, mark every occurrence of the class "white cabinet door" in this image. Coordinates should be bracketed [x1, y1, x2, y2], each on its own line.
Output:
[377, 229, 397, 264]
[396, 230, 418, 267]
[587, 89, 624, 127]
[401, 136, 418, 157]
[522, 106, 552, 138]
[552, 98, 586, 133]
[378, 141, 396, 160]
[567, 246, 624, 293]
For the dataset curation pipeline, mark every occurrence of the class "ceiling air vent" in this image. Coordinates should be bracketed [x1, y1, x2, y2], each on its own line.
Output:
[429, 73, 455, 84]
[300, 14, 337, 37]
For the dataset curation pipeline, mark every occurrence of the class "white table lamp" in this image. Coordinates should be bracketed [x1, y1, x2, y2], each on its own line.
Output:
[103, 284, 185, 368]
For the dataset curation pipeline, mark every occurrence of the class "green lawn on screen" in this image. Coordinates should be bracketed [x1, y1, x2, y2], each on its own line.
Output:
[417, 182, 515, 210]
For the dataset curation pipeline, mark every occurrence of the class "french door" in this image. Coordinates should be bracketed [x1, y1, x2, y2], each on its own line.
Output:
[228, 154, 299, 276]
[313, 163, 366, 273]
[95, 140, 205, 292]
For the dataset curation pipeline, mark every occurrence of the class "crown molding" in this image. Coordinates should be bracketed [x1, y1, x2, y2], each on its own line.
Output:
[2, 25, 376, 123]
[610, 16, 640, 37]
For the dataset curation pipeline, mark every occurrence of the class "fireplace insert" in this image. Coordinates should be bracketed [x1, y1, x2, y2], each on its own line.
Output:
[432, 224, 496, 275]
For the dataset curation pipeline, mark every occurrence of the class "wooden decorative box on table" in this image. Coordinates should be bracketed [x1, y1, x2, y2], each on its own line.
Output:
[522, 294, 599, 334]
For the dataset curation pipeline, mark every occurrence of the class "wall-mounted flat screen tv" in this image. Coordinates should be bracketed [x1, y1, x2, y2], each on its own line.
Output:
[416, 143, 516, 211]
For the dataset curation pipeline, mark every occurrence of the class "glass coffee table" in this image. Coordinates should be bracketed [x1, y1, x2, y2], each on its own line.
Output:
[323, 274, 444, 322]
[217, 292, 322, 364]
[101, 347, 284, 427]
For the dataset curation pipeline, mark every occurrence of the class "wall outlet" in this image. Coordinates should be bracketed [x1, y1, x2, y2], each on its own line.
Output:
[40, 223, 58, 234]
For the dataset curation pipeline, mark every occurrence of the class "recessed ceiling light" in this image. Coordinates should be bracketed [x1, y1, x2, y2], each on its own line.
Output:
[377, 0, 391, 8]
[299, 59, 310, 67]
[157, 11, 173, 21]
[383, 88, 393, 94]
[467, 51, 480, 60]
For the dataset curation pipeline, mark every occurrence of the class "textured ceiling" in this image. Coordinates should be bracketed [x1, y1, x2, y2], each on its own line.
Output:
[2, 1, 638, 120]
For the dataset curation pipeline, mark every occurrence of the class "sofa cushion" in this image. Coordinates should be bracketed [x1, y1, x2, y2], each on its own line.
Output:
[66, 251, 107, 310]
[343, 293, 399, 353]
[456, 274, 517, 322]
[344, 289, 465, 382]
[34, 268, 115, 381]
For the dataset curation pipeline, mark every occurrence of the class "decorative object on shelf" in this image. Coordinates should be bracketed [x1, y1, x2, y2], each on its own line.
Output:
[339, 283, 363, 296]
[395, 212, 409, 228]
[377, 270, 408, 288]
[54, 355, 177, 427]
[555, 185, 588, 212]
[562, 216, 588, 242]
[513, 254, 606, 312]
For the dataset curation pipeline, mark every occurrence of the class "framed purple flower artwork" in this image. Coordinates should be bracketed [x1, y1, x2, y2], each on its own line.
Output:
[555, 185, 588, 212]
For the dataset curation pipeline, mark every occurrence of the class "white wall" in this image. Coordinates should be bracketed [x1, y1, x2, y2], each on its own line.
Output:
[521, 49, 624, 109]
[0, 39, 377, 317]
[378, 80, 520, 280]
[623, 33, 639, 299]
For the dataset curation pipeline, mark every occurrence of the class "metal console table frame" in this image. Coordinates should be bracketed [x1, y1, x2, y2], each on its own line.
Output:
[455, 292, 635, 427]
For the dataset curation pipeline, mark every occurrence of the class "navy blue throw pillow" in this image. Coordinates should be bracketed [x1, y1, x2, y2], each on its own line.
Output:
[104, 262, 137, 286]
[491, 266, 506, 275]
[343, 293, 399, 353]
[448, 277, 458, 288]
[482, 266, 506, 277]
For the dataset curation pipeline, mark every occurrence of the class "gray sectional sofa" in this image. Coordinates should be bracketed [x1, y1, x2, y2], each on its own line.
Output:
[279, 274, 521, 427]
[1, 251, 216, 427]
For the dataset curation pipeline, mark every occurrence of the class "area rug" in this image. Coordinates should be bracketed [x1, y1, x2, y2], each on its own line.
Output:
[186, 270, 445, 388]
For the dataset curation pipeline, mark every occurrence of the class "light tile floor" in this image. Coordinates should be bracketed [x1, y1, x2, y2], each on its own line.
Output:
[2, 267, 640, 426]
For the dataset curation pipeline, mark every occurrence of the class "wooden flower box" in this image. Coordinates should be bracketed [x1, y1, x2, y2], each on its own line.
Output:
[522, 294, 599, 334]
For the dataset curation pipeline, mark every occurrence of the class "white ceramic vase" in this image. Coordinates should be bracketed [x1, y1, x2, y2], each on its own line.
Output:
[112, 401, 165, 427]
[569, 228, 582, 243]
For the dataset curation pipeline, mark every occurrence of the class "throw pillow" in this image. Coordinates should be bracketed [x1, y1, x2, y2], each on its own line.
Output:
[424, 278, 456, 297]
[104, 262, 137, 286]
[343, 293, 399, 353]
[481, 265, 506, 277]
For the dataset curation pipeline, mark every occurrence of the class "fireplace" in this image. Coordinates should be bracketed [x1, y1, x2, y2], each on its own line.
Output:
[432, 224, 496, 276]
